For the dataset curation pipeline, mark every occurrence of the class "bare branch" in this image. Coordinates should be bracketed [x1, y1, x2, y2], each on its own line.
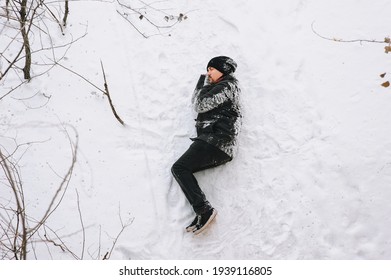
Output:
[0, 0, 83, 84]
[54, 61, 105, 94]
[0, 148, 27, 259]
[100, 60, 125, 126]
[28, 125, 78, 236]
[55, 60, 125, 125]
[41, 225, 80, 259]
[0, 43, 25, 83]
[75, 189, 85, 260]
[41, 2, 65, 34]
[63, 0, 69, 27]
[116, 0, 188, 38]
[43, 233, 66, 252]
[103, 210, 134, 260]
[311, 21, 390, 45]
[116, 9, 148, 38]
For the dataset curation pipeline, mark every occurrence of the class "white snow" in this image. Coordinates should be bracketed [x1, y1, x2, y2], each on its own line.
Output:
[1, 0, 391, 259]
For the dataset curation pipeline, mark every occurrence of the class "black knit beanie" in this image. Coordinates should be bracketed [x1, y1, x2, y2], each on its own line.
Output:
[206, 56, 237, 75]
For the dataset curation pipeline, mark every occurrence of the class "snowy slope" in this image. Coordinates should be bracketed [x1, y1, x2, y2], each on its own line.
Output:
[1, 0, 391, 259]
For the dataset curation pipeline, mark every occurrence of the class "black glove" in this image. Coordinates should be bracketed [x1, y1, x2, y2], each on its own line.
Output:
[195, 74, 207, 89]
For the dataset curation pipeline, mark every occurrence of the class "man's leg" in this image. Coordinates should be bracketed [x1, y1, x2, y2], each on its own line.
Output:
[171, 140, 231, 215]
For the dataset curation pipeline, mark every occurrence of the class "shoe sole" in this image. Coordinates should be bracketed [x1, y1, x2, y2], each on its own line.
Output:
[186, 225, 197, 232]
[193, 209, 217, 235]
[185, 216, 200, 232]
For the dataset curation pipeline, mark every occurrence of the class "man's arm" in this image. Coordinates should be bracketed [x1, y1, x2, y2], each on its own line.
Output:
[191, 75, 207, 105]
[193, 80, 233, 113]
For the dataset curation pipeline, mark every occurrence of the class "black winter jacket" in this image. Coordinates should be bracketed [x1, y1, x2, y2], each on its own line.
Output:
[191, 74, 242, 158]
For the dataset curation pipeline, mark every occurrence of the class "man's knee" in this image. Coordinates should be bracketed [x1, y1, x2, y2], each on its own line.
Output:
[171, 162, 182, 177]
[172, 160, 190, 177]
[171, 164, 177, 176]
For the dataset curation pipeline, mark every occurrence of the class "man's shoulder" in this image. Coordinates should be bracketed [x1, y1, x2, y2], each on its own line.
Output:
[221, 76, 240, 92]
[215, 75, 236, 86]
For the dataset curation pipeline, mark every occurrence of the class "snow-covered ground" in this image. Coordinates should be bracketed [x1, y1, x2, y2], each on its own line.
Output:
[1, 0, 391, 259]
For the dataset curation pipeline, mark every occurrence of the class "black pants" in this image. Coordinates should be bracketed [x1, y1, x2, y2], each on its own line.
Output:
[171, 140, 231, 215]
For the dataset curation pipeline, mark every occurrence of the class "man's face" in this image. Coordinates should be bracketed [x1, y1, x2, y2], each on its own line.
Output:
[207, 67, 223, 84]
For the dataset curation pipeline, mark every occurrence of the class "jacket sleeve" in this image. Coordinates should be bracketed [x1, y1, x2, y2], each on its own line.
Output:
[192, 77, 233, 113]
[191, 74, 207, 105]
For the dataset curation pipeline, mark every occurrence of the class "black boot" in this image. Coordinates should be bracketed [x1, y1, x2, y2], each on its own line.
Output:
[193, 208, 217, 235]
[185, 215, 199, 232]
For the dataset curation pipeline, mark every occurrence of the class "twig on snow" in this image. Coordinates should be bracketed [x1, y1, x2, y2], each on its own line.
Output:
[100, 60, 125, 126]
[311, 21, 390, 46]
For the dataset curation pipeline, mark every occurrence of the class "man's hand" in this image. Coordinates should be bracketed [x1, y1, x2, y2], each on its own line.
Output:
[196, 74, 207, 89]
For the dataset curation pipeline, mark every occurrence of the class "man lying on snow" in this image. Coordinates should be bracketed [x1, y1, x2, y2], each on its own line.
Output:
[172, 56, 242, 235]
